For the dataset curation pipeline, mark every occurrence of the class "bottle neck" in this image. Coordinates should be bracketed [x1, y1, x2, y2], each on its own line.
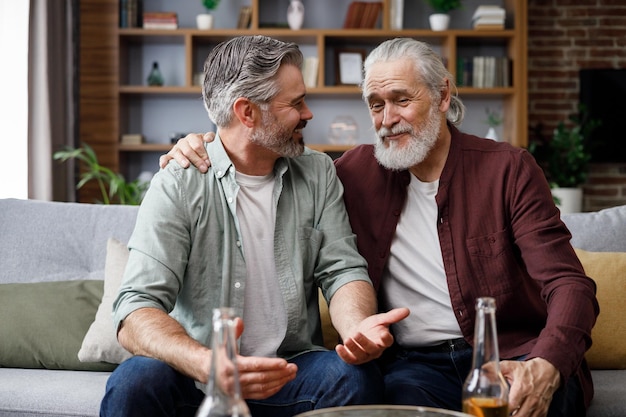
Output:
[471, 300, 500, 370]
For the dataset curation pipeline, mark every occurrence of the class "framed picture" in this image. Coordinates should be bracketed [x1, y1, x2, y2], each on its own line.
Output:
[335, 49, 366, 85]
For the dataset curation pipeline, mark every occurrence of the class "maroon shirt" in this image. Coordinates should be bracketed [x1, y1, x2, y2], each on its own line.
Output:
[334, 125, 599, 408]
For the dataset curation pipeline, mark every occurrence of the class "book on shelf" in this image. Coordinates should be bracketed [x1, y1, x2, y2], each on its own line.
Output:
[121, 133, 144, 145]
[303, 56, 319, 88]
[343, 2, 383, 29]
[237, 6, 253, 29]
[143, 11, 178, 30]
[469, 56, 511, 88]
[119, 0, 143, 28]
[472, 5, 505, 30]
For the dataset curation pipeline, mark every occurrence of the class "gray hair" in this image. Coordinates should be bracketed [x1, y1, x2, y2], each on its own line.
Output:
[202, 35, 303, 127]
[362, 38, 465, 126]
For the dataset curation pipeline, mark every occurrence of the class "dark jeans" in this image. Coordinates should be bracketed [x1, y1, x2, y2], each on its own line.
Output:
[100, 351, 383, 417]
[380, 343, 585, 417]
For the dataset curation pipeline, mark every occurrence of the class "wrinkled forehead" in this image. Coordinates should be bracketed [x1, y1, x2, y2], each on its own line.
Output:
[364, 59, 421, 97]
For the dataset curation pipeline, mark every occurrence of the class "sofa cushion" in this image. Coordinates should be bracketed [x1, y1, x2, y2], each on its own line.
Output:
[563, 204, 626, 252]
[0, 368, 109, 417]
[0, 280, 115, 371]
[575, 248, 626, 370]
[78, 238, 133, 364]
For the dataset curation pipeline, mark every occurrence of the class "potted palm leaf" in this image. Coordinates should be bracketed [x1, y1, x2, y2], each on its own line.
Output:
[53, 143, 148, 205]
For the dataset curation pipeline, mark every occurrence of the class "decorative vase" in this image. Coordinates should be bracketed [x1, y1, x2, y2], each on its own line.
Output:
[552, 187, 583, 214]
[429, 13, 450, 31]
[485, 126, 498, 141]
[287, 0, 304, 30]
[196, 13, 214, 30]
[147, 61, 164, 86]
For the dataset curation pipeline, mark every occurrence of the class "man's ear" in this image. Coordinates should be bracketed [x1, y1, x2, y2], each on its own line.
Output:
[232, 97, 256, 128]
[439, 78, 452, 112]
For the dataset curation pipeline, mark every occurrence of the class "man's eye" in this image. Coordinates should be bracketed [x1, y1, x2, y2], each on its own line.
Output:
[370, 103, 383, 112]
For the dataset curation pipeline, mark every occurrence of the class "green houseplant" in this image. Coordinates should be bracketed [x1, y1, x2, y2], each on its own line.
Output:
[529, 106, 600, 212]
[202, 0, 221, 11]
[425, 0, 462, 13]
[53, 143, 148, 205]
[543, 107, 600, 189]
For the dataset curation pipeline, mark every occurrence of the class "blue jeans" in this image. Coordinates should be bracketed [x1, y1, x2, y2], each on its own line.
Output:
[380, 345, 585, 417]
[101, 351, 383, 417]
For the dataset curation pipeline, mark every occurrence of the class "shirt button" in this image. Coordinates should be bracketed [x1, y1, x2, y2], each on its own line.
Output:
[236, 240, 241, 247]
[217, 170, 223, 176]
[234, 282, 241, 289]
[227, 197, 233, 204]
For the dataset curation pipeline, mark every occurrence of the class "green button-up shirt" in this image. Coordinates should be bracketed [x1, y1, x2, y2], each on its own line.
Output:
[113, 137, 371, 358]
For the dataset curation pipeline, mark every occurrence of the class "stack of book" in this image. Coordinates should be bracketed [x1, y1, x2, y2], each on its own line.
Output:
[143, 12, 178, 30]
[472, 5, 505, 30]
[121, 133, 144, 145]
[343, 2, 383, 29]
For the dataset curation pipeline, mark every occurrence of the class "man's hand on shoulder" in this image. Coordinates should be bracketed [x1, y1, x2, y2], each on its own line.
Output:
[159, 132, 215, 172]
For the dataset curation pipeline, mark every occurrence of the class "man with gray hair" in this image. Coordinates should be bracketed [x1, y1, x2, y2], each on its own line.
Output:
[101, 35, 408, 417]
[165, 37, 598, 417]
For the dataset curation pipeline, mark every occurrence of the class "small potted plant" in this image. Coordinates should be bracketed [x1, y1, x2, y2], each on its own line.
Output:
[425, 0, 462, 30]
[484, 107, 502, 140]
[529, 105, 600, 213]
[197, 0, 221, 30]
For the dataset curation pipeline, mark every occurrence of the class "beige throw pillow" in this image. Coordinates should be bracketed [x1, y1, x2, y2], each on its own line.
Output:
[78, 238, 133, 364]
[575, 248, 626, 369]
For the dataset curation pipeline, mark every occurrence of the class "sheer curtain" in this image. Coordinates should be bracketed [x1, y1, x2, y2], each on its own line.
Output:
[28, 0, 77, 201]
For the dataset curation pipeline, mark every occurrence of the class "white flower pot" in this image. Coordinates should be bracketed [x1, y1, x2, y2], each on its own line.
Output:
[552, 187, 583, 214]
[429, 13, 450, 31]
[196, 14, 214, 30]
[485, 126, 498, 141]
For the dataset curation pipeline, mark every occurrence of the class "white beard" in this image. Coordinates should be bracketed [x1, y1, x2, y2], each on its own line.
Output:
[374, 107, 441, 171]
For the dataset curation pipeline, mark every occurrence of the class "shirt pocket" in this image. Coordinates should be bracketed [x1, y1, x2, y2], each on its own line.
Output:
[297, 226, 324, 278]
[466, 229, 521, 296]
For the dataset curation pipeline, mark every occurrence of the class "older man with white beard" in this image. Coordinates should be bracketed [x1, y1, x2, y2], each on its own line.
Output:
[160, 38, 598, 417]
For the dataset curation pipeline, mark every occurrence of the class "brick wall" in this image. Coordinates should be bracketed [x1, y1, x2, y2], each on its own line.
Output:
[528, 0, 626, 211]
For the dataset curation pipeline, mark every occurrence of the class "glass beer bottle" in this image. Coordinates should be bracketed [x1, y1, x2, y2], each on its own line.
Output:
[462, 297, 509, 417]
[196, 308, 250, 417]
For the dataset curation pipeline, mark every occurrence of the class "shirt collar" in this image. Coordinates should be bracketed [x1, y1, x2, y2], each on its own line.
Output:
[206, 133, 290, 180]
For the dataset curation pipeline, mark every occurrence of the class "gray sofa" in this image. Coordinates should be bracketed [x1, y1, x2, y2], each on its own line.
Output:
[0, 198, 624, 416]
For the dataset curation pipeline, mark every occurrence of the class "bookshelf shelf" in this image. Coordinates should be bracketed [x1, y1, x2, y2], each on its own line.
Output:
[78, 0, 527, 195]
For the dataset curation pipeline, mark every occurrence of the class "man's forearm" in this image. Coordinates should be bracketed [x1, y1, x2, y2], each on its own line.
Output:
[117, 307, 212, 383]
[328, 280, 377, 339]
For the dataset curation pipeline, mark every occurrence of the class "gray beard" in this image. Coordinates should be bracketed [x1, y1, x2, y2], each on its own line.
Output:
[374, 109, 441, 171]
[250, 110, 304, 158]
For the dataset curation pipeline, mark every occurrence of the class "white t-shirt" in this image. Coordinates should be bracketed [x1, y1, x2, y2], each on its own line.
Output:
[380, 174, 462, 347]
[235, 171, 287, 357]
